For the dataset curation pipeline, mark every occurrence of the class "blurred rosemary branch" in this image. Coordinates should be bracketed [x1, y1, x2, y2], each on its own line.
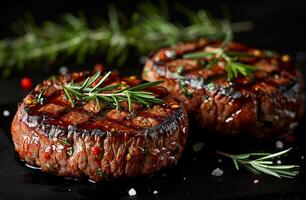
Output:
[0, 2, 233, 77]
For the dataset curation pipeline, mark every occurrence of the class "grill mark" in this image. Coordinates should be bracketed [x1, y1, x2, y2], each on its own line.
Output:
[22, 71, 183, 139]
[136, 109, 168, 124]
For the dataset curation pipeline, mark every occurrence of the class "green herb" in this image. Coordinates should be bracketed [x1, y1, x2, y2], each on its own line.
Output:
[96, 168, 105, 177]
[172, 66, 193, 98]
[206, 82, 216, 92]
[59, 138, 71, 146]
[36, 89, 45, 105]
[183, 48, 258, 80]
[47, 75, 57, 81]
[67, 147, 74, 156]
[63, 71, 164, 112]
[0, 2, 232, 77]
[216, 148, 299, 178]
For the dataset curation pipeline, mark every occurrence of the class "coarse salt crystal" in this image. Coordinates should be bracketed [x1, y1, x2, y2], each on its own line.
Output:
[211, 168, 223, 176]
[153, 190, 158, 194]
[59, 66, 69, 75]
[277, 160, 282, 164]
[3, 110, 10, 117]
[128, 188, 137, 196]
[192, 142, 204, 152]
[276, 140, 284, 149]
[254, 179, 259, 184]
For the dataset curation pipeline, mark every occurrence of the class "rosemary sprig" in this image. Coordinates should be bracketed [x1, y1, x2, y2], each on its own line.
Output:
[216, 148, 299, 178]
[36, 88, 45, 105]
[183, 48, 258, 81]
[63, 71, 164, 112]
[172, 66, 193, 98]
[0, 2, 233, 77]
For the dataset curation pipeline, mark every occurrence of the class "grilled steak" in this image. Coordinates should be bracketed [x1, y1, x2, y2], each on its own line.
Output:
[143, 39, 305, 138]
[11, 71, 188, 182]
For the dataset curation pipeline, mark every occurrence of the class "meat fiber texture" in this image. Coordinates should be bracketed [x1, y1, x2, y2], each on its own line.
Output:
[143, 39, 305, 138]
[11, 71, 188, 182]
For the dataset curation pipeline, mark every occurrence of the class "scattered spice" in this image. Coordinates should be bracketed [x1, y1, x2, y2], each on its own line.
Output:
[126, 153, 132, 161]
[275, 140, 284, 149]
[91, 146, 101, 156]
[59, 66, 68, 74]
[211, 168, 224, 176]
[20, 77, 33, 90]
[128, 188, 137, 196]
[192, 142, 204, 152]
[3, 110, 10, 117]
[94, 63, 105, 72]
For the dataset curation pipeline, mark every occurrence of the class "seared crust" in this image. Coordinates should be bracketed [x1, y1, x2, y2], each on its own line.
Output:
[11, 71, 188, 182]
[143, 39, 305, 138]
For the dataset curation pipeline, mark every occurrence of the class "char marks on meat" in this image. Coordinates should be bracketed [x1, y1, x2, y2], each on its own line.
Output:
[11, 71, 188, 182]
[143, 38, 305, 138]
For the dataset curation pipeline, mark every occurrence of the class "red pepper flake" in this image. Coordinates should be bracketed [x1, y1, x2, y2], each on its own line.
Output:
[92, 146, 101, 156]
[92, 77, 101, 87]
[20, 77, 33, 90]
[43, 153, 50, 161]
[285, 134, 295, 142]
[94, 63, 105, 72]
[157, 51, 166, 60]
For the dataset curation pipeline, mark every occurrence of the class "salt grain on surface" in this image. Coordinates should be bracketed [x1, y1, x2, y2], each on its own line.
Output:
[192, 142, 204, 152]
[276, 140, 284, 149]
[277, 160, 282, 164]
[128, 188, 137, 196]
[254, 179, 259, 184]
[211, 168, 223, 176]
[153, 190, 158, 194]
[59, 66, 69, 75]
[3, 110, 10, 117]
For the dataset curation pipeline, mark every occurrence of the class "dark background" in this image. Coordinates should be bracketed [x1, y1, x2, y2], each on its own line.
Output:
[1, 0, 306, 52]
[0, 1, 306, 200]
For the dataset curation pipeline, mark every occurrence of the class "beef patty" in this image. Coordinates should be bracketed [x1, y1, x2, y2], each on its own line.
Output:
[11, 71, 188, 182]
[143, 38, 304, 138]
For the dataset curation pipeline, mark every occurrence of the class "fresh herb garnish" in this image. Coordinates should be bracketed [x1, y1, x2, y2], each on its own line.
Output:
[63, 71, 164, 112]
[183, 48, 258, 81]
[36, 89, 45, 105]
[216, 148, 299, 178]
[67, 147, 74, 156]
[59, 138, 71, 146]
[96, 168, 105, 177]
[172, 66, 193, 98]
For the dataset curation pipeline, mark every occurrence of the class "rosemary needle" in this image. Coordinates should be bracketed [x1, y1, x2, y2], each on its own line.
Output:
[62, 71, 164, 112]
[182, 48, 258, 81]
[216, 148, 299, 178]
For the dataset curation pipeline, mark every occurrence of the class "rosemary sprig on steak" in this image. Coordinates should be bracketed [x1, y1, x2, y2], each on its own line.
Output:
[36, 88, 45, 105]
[216, 148, 299, 178]
[63, 71, 164, 112]
[183, 48, 258, 80]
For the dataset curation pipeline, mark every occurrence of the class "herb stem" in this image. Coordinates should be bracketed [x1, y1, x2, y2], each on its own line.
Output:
[216, 148, 299, 178]
[63, 71, 164, 112]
